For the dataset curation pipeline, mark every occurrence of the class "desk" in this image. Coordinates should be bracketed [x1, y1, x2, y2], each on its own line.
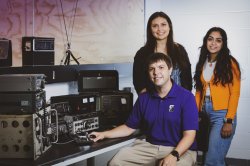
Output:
[0, 133, 142, 166]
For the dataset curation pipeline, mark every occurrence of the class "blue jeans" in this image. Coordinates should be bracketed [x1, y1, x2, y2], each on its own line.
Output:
[203, 97, 237, 166]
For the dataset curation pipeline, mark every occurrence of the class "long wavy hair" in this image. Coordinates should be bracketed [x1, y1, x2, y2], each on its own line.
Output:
[145, 11, 188, 69]
[193, 27, 241, 91]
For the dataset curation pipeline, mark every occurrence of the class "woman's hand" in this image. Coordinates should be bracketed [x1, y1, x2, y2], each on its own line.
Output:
[221, 123, 233, 138]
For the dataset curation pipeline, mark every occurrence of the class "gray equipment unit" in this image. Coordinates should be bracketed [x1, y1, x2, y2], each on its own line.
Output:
[0, 109, 55, 160]
[0, 90, 46, 114]
[0, 74, 46, 92]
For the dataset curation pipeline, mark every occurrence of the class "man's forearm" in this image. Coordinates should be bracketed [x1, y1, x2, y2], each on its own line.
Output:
[174, 130, 196, 156]
[103, 124, 136, 139]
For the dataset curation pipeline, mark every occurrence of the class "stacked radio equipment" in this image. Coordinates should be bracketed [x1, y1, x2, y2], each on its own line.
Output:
[77, 70, 133, 129]
[49, 70, 133, 144]
[50, 94, 99, 137]
[0, 74, 56, 160]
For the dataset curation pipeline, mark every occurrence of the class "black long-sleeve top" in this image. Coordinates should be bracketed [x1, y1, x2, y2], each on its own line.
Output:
[133, 44, 192, 94]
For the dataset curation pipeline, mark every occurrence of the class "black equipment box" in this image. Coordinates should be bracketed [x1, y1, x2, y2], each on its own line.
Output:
[96, 91, 133, 127]
[77, 70, 119, 92]
[0, 74, 46, 92]
[0, 38, 12, 67]
[22, 37, 54, 66]
[0, 90, 46, 114]
[50, 94, 97, 115]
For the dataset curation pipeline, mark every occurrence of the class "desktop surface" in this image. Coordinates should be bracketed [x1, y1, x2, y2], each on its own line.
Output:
[0, 133, 142, 166]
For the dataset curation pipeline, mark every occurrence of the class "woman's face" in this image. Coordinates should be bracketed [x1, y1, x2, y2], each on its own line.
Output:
[151, 17, 170, 41]
[206, 31, 223, 56]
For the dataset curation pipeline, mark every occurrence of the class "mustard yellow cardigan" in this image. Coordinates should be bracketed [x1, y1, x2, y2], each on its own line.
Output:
[195, 61, 241, 120]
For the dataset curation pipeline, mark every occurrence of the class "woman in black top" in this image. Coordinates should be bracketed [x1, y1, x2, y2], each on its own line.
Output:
[133, 11, 192, 94]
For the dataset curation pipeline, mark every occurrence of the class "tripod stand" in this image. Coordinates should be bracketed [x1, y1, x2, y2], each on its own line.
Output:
[64, 44, 80, 65]
[60, 0, 80, 65]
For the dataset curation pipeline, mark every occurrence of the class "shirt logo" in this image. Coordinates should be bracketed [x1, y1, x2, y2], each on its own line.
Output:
[169, 105, 175, 112]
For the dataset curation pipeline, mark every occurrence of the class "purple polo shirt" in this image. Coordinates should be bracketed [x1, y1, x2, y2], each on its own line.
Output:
[126, 82, 198, 150]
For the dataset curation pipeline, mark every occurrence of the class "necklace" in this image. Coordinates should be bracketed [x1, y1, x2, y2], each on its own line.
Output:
[208, 60, 216, 67]
[207, 56, 216, 67]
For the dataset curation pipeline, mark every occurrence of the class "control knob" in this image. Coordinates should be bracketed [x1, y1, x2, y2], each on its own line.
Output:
[83, 121, 91, 129]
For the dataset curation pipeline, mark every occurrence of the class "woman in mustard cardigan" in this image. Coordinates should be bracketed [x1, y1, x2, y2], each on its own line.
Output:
[194, 27, 241, 166]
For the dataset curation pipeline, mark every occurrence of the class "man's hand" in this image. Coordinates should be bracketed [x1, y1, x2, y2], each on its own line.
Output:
[88, 131, 105, 142]
[158, 154, 177, 166]
[88, 124, 136, 142]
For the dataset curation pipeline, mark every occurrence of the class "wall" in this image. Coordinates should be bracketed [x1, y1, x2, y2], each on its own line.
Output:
[146, 0, 250, 159]
[0, 0, 144, 66]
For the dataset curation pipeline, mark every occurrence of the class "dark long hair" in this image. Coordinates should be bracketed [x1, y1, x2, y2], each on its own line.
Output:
[145, 11, 188, 69]
[193, 27, 241, 91]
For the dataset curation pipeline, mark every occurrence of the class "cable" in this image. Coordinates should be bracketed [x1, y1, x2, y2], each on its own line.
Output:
[53, 140, 74, 145]
[61, 0, 80, 65]
[59, 0, 69, 47]
[59, 0, 80, 65]
[69, 0, 79, 44]
[59, 0, 78, 49]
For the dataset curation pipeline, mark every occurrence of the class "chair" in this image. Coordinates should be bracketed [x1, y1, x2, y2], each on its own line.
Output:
[196, 111, 210, 165]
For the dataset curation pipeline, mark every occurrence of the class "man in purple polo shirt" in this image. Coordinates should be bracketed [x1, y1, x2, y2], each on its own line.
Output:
[90, 52, 198, 166]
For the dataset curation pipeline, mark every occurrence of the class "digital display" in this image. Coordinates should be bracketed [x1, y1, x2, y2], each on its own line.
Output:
[82, 77, 117, 89]
[33, 38, 54, 51]
[78, 70, 119, 92]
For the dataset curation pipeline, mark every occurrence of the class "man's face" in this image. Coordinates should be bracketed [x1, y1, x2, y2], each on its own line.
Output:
[148, 60, 172, 88]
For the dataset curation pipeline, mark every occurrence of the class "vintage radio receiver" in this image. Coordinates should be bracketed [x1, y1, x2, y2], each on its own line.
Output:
[51, 112, 98, 136]
[96, 91, 133, 127]
[22, 37, 54, 66]
[0, 109, 56, 159]
[0, 74, 46, 92]
[50, 94, 97, 115]
[50, 101, 71, 115]
[51, 119, 68, 136]
[64, 114, 99, 134]
[77, 70, 133, 128]
[0, 90, 46, 114]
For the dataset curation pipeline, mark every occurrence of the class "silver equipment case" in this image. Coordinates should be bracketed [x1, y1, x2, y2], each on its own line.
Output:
[0, 108, 57, 160]
[0, 74, 46, 92]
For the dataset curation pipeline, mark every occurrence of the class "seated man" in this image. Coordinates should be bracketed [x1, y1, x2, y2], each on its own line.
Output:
[90, 52, 198, 166]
